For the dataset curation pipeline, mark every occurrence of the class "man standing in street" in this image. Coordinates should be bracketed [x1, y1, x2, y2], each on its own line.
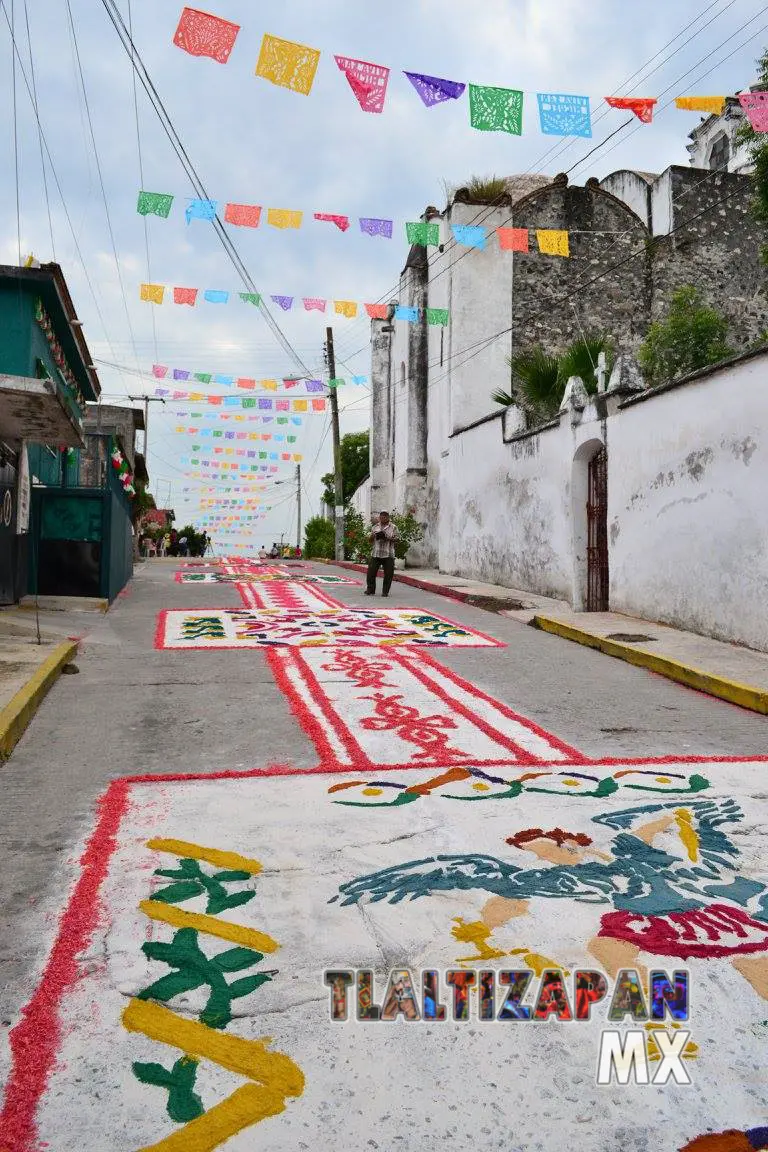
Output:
[365, 511, 398, 597]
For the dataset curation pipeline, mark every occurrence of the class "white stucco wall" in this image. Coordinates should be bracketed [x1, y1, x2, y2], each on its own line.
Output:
[608, 354, 768, 650]
[599, 171, 654, 229]
[348, 476, 371, 521]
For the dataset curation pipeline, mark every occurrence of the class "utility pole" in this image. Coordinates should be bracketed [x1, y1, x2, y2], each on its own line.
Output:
[127, 394, 165, 461]
[296, 462, 301, 550]
[325, 326, 344, 561]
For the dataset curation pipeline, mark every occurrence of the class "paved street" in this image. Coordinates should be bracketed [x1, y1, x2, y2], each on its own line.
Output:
[1, 559, 767, 1151]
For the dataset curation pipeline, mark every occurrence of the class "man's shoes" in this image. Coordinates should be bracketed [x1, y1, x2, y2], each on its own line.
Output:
[364, 590, 374, 596]
[382, 593, 389, 598]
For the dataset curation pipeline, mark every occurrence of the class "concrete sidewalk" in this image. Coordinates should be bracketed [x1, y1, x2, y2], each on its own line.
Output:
[329, 561, 768, 715]
[0, 610, 78, 760]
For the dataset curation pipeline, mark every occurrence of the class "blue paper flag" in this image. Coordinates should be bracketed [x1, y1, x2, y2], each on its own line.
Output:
[537, 92, 592, 137]
[204, 290, 229, 304]
[213, 374, 234, 386]
[352, 375, 368, 385]
[394, 305, 419, 322]
[186, 198, 218, 224]
[224, 397, 240, 406]
[404, 72, 466, 107]
[452, 224, 486, 249]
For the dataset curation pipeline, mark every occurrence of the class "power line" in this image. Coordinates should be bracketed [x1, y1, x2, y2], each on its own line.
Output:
[22, 0, 54, 259]
[126, 0, 157, 364]
[98, 0, 312, 379]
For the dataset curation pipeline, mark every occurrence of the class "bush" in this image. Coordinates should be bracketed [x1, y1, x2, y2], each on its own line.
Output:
[343, 505, 369, 562]
[304, 516, 334, 559]
[638, 286, 733, 387]
[391, 509, 424, 561]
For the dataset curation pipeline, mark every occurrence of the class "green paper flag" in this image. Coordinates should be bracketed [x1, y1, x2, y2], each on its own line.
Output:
[405, 221, 440, 247]
[242, 398, 256, 408]
[213, 430, 223, 438]
[328, 378, 346, 389]
[276, 416, 288, 424]
[468, 83, 524, 134]
[426, 308, 450, 326]
[137, 191, 174, 218]
[239, 293, 261, 306]
[194, 373, 212, 384]
[259, 451, 267, 459]
[287, 435, 297, 443]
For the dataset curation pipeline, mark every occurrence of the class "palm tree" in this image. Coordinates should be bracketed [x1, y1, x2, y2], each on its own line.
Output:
[493, 336, 613, 424]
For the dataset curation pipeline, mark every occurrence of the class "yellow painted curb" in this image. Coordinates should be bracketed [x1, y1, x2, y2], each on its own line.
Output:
[533, 616, 768, 716]
[0, 640, 78, 761]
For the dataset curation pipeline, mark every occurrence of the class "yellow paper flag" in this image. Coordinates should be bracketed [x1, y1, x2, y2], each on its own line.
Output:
[334, 300, 358, 318]
[536, 229, 570, 258]
[255, 33, 321, 96]
[140, 283, 165, 304]
[261, 379, 278, 391]
[675, 96, 726, 116]
[292, 399, 308, 412]
[267, 208, 303, 230]
[189, 392, 204, 401]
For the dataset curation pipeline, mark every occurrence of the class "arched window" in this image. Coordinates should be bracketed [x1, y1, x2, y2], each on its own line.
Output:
[708, 132, 730, 172]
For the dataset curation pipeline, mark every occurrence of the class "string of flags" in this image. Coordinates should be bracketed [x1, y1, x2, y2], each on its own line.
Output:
[181, 455, 303, 467]
[170, 412, 306, 422]
[151, 366, 368, 390]
[173, 424, 302, 436]
[139, 283, 452, 320]
[170, 8, 768, 135]
[154, 391, 326, 410]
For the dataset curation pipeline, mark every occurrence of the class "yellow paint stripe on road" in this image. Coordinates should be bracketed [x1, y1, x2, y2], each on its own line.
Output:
[146, 838, 263, 875]
[140, 900, 279, 954]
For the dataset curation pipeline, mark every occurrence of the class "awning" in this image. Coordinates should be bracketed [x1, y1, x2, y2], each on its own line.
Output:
[0, 373, 85, 448]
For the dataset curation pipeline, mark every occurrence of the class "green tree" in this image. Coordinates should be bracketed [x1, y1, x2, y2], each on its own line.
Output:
[737, 50, 768, 261]
[343, 505, 369, 561]
[304, 515, 335, 559]
[321, 431, 370, 506]
[175, 525, 209, 557]
[492, 335, 613, 423]
[637, 286, 733, 387]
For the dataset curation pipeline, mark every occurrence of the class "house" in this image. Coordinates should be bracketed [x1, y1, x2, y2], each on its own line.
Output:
[0, 261, 100, 604]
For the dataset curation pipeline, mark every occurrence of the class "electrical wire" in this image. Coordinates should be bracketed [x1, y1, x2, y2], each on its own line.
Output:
[22, 0, 54, 260]
[10, 0, 21, 267]
[98, 0, 313, 379]
[126, 0, 157, 365]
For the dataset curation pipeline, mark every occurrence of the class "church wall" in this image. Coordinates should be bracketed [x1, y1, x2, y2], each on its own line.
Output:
[609, 351, 768, 651]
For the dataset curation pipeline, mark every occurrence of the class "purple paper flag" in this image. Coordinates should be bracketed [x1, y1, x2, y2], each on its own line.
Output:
[359, 217, 393, 238]
[173, 369, 191, 381]
[271, 295, 294, 311]
[154, 387, 170, 397]
[258, 398, 273, 409]
[404, 71, 466, 108]
[306, 379, 325, 392]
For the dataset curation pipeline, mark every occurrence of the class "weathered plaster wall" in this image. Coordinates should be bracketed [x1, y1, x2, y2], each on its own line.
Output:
[369, 318, 393, 514]
[439, 414, 574, 596]
[609, 353, 768, 651]
[348, 475, 371, 521]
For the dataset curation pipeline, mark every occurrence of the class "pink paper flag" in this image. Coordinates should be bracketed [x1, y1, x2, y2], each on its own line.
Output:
[173, 287, 198, 306]
[314, 213, 350, 231]
[497, 227, 529, 252]
[334, 55, 390, 113]
[224, 203, 262, 228]
[365, 303, 388, 319]
[303, 298, 327, 312]
[605, 96, 657, 124]
[173, 8, 240, 64]
[152, 365, 168, 378]
[739, 91, 768, 132]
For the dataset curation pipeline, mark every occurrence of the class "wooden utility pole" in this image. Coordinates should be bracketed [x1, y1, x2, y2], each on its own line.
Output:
[325, 326, 344, 561]
[127, 394, 165, 461]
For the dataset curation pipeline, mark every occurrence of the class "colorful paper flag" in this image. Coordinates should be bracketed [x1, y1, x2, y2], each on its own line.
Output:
[271, 295, 293, 310]
[186, 198, 218, 224]
[334, 300, 358, 318]
[406, 221, 439, 247]
[224, 203, 262, 228]
[604, 96, 657, 124]
[312, 398, 325, 411]
[173, 287, 198, 306]
[204, 289, 229, 303]
[452, 224, 486, 249]
[469, 83, 524, 135]
[306, 380, 325, 391]
[351, 375, 368, 385]
[537, 93, 591, 137]
[403, 72, 466, 108]
[137, 191, 174, 218]
[314, 213, 350, 231]
[276, 399, 289, 411]
[173, 369, 190, 381]
[255, 33, 321, 96]
[173, 8, 240, 64]
[140, 283, 165, 304]
[267, 208, 303, 229]
[303, 298, 327, 311]
[334, 55, 390, 113]
[258, 399, 273, 410]
[237, 378, 256, 390]
[536, 229, 570, 257]
[426, 308, 449, 326]
[359, 218, 393, 239]
[365, 303, 388, 319]
[262, 380, 278, 391]
[395, 305, 419, 323]
[194, 373, 212, 384]
[328, 378, 345, 389]
[152, 365, 168, 378]
[213, 375, 234, 386]
[497, 226, 529, 252]
[239, 293, 261, 306]
[293, 399, 308, 411]
[739, 91, 768, 132]
[675, 96, 726, 116]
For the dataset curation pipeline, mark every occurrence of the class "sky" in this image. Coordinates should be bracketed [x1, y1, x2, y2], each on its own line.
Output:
[0, 0, 765, 550]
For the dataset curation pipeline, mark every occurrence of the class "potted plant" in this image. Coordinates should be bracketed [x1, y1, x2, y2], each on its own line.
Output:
[391, 509, 424, 568]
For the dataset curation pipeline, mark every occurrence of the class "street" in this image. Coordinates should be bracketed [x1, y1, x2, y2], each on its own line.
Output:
[1, 559, 767, 1151]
